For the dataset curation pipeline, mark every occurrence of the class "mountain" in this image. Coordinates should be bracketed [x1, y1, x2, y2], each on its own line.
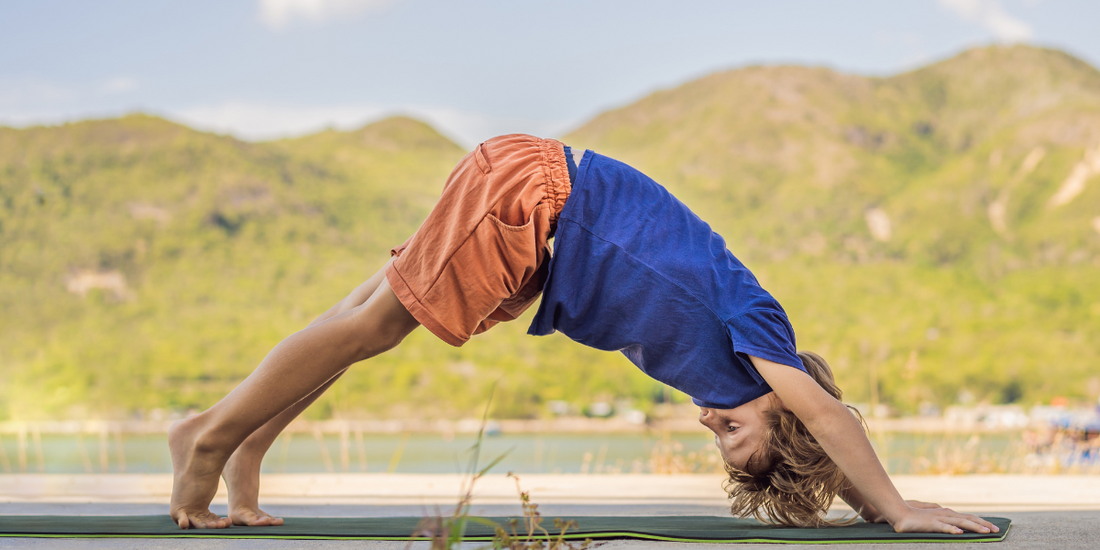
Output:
[566, 44, 1100, 410]
[2, 45, 1098, 420]
[569, 45, 1100, 263]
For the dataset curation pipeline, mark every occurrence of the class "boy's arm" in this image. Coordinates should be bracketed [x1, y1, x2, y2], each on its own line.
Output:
[840, 485, 882, 522]
[840, 485, 943, 523]
[749, 356, 998, 535]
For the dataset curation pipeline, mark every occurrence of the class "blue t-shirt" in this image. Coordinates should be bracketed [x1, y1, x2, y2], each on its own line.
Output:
[528, 151, 805, 409]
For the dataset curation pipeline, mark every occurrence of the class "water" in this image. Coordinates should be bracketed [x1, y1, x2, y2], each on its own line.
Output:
[0, 431, 1018, 475]
[869, 432, 1018, 474]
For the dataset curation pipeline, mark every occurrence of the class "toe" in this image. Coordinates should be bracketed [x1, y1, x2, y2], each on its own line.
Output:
[234, 510, 264, 526]
[174, 512, 190, 530]
[232, 508, 284, 527]
[232, 510, 253, 526]
[250, 515, 274, 527]
[256, 509, 284, 527]
[193, 512, 228, 529]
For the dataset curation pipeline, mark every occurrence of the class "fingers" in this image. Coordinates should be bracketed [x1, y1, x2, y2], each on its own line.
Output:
[894, 507, 1000, 535]
[937, 521, 965, 535]
[956, 514, 998, 533]
[938, 510, 998, 534]
[962, 514, 998, 533]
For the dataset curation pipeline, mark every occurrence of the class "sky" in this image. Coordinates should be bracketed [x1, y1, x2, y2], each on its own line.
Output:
[1, 0, 1099, 147]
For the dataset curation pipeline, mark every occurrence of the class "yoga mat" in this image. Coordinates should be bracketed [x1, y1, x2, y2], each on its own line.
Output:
[0, 515, 1010, 543]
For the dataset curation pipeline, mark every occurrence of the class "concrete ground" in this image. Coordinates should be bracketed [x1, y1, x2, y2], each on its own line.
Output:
[0, 503, 1096, 550]
[1, 474, 1098, 548]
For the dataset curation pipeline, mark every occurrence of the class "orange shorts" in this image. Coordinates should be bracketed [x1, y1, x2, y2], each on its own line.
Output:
[385, 134, 572, 346]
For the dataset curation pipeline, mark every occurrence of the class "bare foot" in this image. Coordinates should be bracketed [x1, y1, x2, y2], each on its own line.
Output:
[222, 445, 284, 526]
[168, 416, 232, 529]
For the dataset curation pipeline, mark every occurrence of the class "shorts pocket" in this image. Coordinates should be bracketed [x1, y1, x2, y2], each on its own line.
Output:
[421, 211, 539, 335]
[476, 212, 537, 296]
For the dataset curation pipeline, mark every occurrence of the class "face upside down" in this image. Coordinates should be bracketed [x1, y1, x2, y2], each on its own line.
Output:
[700, 351, 865, 528]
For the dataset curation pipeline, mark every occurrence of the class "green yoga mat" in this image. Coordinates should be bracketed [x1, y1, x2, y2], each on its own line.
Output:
[0, 515, 1010, 543]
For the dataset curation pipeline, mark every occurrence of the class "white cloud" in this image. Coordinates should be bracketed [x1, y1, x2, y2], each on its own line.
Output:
[0, 94, 575, 148]
[938, 0, 1033, 42]
[874, 30, 923, 47]
[101, 77, 139, 93]
[170, 101, 576, 148]
[0, 77, 145, 128]
[172, 101, 389, 140]
[0, 76, 137, 114]
[0, 77, 76, 108]
[413, 106, 577, 148]
[259, 0, 396, 30]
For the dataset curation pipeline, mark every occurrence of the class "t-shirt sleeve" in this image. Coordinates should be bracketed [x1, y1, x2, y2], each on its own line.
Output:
[726, 307, 806, 385]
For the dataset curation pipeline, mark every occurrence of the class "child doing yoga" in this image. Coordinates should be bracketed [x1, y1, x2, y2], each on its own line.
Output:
[169, 134, 998, 535]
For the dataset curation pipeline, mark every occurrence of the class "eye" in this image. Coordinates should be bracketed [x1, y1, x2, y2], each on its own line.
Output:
[726, 424, 737, 432]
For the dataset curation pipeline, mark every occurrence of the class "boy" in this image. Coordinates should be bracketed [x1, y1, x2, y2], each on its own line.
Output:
[169, 135, 997, 535]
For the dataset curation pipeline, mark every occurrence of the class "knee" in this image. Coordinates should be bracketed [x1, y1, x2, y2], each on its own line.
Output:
[347, 303, 416, 361]
[374, 321, 411, 354]
[349, 323, 402, 363]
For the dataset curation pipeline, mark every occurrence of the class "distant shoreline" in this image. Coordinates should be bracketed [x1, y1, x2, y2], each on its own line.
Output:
[3, 474, 1100, 510]
[0, 417, 1029, 435]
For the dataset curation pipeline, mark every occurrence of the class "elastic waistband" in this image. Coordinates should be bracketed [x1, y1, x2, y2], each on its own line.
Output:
[539, 138, 572, 227]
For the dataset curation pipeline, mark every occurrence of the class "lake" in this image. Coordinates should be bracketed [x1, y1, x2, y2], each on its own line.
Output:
[0, 431, 1021, 475]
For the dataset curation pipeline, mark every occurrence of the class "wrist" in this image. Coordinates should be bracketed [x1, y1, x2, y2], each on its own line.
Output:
[880, 501, 913, 526]
[859, 507, 884, 523]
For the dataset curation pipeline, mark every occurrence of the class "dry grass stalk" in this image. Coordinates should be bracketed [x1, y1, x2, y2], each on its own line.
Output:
[490, 473, 591, 550]
[409, 391, 590, 550]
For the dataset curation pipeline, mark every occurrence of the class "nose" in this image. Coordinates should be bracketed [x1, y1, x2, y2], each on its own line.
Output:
[698, 407, 713, 427]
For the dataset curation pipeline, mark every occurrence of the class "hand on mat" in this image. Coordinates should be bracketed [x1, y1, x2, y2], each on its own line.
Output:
[863, 500, 941, 523]
[890, 505, 999, 535]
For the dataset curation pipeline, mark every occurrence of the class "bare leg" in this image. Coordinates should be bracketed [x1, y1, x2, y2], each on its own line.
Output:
[220, 263, 393, 526]
[310, 260, 394, 327]
[168, 274, 418, 529]
[220, 371, 345, 526]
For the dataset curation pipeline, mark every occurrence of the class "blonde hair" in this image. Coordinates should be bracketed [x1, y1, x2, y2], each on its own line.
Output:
[722, 351, 865, 527]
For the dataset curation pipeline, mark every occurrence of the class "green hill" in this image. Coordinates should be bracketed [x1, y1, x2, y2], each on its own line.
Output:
[567, 44, 1100, 410]
[2, 45, 1098, 421]
[0, 115, 651, 420]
